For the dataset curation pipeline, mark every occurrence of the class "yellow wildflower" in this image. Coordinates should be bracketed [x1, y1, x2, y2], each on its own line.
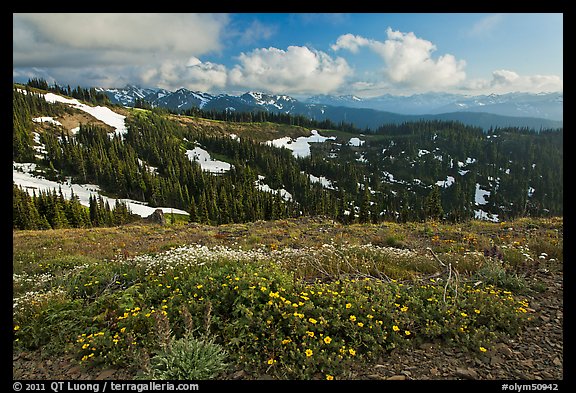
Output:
[305, 349, 313, 357]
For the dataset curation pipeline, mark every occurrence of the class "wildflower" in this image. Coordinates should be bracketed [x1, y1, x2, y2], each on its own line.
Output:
[460, 312, 468, 317]
[281, 339, 291, 345]
[404, 330, 411, 336]
[357, 322, 364, 328]
[349, 315, 357, 322]
[474, 309, 481, 314]
[349, 348, 356, 356]
[392, 325, 400, 332]
[305, 349, 313, 357]
[400, 306, 408, 312]
[326, 375, 334, 380]
[480, 347, 487, 352]
[307, 331, 315, 338]
[82, 343, 90, 349]
[324, 336, 332, 344]
[14, 325, 20, 331]
[308, 318, 317, 324]
[345, 303, 352, 309]
[267, 358, 276, 365]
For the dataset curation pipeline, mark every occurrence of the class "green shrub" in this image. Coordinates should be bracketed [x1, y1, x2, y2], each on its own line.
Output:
[146, 334, 228, 380]
[475, 257, 528, 292]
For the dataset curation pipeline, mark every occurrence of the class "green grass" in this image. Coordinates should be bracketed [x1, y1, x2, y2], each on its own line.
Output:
[13, 216, 562, 379]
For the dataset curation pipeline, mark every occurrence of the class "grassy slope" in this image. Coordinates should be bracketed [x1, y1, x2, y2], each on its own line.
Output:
[12, 216, 563, 379]
[13, 216, 563, 268]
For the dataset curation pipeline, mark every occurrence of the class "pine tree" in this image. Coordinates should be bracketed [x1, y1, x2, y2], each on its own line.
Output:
[424, 185, 444, 221]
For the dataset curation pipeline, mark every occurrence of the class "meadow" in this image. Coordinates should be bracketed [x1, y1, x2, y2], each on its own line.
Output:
[13, 216, 563, 380]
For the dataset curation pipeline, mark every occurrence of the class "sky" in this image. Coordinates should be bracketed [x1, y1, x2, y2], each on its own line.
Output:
[13, 13, 563, 98]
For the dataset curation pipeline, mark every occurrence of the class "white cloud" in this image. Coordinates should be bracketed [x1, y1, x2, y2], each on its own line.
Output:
[465, 70, 563, 93]
[333, 27, 466, 90]
[237, 20, 276, 45]
[490, 69, 563, 92]
[140, 58, 228, 92]
[13, 13, 229, 68]
[468, 14, 505, 37]
[228, 46, 351, 94]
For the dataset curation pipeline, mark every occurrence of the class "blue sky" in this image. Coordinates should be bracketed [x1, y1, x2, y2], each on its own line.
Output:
[13, 13, 563, 97]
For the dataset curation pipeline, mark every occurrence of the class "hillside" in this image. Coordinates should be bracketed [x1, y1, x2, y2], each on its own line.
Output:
[13, 216, 563, 380]
[13, 84, 563, 233]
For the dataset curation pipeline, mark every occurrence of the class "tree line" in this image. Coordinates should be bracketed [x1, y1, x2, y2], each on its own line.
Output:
[13, 183, 135, 230]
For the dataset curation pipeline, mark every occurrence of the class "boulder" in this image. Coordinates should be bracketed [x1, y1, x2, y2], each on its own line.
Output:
[146, 209, 166, 225]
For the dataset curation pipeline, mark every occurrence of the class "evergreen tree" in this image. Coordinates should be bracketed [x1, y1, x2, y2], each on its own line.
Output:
[424, 185, 444, 221]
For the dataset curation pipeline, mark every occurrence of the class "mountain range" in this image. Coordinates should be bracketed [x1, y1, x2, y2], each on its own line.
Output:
[97, 85, 563, 131]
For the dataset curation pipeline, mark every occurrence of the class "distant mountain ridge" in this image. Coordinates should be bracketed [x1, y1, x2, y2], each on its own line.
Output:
[306, 91, 563, 121]
[96, 86, 563, 131]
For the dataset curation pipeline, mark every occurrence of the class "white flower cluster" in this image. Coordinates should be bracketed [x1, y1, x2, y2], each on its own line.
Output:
[13, 272, 53, 290]
[126, 244, 272, 276]
[13, 288, 67, 318]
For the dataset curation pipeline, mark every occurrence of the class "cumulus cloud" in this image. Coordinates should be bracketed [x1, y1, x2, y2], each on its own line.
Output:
[333, 28, 466, 90]
[228, 46, 351, 94]
[13, 13, 229, 68]
[140, 58, 228, 91]
[464, 70, 563, 94]
[490, 69, 562, 92]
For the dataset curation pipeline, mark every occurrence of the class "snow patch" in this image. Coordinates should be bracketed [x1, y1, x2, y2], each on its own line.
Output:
[436, 176, 455, 188]
[186, 147, 232, 174]
[475, 183, 490, 205]
[348, 137, 365, 147]
[42, 92, 127, 136]
[265, 130, 335, 158]
[13, 162, 187, 217]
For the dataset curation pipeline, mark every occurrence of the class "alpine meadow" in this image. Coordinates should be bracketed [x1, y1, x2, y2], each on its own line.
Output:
[13, 12, 563, 384]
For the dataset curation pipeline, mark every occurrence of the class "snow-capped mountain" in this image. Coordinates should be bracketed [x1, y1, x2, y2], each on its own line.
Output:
[97, 85, 562, 130]
[154, 88, 215, 110]
[306, 92, 563, 121]
[95, 85, 169, 107]
[239, 92, 299, 111]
